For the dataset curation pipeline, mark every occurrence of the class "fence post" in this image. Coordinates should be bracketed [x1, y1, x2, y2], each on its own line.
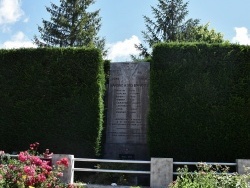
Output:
[150, 158, 173, 188]
[236, 159, 250, 174]
[52, 154, 74, 184]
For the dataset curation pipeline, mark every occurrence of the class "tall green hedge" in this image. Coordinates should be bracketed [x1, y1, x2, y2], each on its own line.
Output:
[0, 48, 105, 157]
[149, 43, 250, 161]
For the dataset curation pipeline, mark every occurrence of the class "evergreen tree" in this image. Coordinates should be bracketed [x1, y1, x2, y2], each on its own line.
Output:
[135, 0, 225, 59]
[34, 0, 106, 54]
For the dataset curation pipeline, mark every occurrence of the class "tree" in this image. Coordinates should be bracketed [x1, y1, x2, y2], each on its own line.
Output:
[182, 22, 225, 43]
[34, 0, 106, 54]
[135, 0, 225, 59]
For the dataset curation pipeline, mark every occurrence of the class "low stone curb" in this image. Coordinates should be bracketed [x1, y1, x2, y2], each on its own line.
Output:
[82, 184, 149, 188]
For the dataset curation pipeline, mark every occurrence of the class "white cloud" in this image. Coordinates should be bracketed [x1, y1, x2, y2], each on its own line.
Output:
[107, 35, 141, 62]
[232, 27, 250, 45]
[1, 25, 11, 33]
[0, 0, 24, 25]
[23, 17, 29, 23]
[1, 31, 37, 49]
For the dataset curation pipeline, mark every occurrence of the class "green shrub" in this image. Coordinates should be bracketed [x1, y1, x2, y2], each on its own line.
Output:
[149, 43, 250, 161]
[0, 48, 105, 157]
[169, 163, 249, 188]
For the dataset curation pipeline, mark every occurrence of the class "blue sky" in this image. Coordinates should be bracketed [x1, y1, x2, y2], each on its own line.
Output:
[0, 0, 250, 61]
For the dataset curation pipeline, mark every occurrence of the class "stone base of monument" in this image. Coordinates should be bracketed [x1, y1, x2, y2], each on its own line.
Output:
[104, 143, 149, 160]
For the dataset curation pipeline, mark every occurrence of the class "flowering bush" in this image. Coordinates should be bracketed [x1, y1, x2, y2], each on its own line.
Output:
[0, 143, 74, 188]
[169, 163, 250, 188]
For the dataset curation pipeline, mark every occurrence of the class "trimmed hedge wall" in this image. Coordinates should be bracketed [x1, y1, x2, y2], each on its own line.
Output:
[149, 43, 250, 161]
[0, 48, 105, 157]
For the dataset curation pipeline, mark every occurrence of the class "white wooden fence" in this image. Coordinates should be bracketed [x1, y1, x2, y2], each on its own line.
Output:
[8, 154, 250, 188]
[52, 155, 250, 188]
[74, 158, 151, 174]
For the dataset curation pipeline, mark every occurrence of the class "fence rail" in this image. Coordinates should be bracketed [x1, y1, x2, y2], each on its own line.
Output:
[9, 154, 18, 158]
[73, 168, 151, 174]
[74, 158, 151, 164]
[73, 158, 237, 175]
[73, 158, 151, 175]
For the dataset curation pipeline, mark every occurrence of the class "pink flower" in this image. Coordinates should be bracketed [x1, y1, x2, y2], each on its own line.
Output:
[8, 164, 15, 169]
[37, 173, 46, 182]
[30, 156, 43, 166]
[23, 165, 36, 176]
[29, 142, 39, 151]
[67, 184, 75, 188]
[41, 161, 52, 172]
[18, 151, 29, 162]
[25, 176, 36, 186]
[1, 143, 70, 187]
[57, 172, 63, 177]
[56, 158, 69, 167]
